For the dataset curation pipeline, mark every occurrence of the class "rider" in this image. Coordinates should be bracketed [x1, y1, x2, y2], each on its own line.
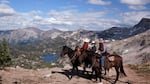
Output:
[78, 38, 90, 66]
[74, 45, 81, 56]
[98, 38, 106, 67]
[73, 38, 90, 59]
[80, 38, 90, 52]
[90, 41, 97, 53]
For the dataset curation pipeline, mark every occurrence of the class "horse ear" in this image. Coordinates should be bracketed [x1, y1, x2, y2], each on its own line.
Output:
[62, 45, 67, 49]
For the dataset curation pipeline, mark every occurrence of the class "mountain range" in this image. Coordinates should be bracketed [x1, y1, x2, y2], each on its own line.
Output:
[0, 18, 150, 65]
[1, 18, 150, 45]
[97, 18, 150, 40]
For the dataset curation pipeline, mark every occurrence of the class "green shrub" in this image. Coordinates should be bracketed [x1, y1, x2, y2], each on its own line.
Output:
[0, 38, 11, 69]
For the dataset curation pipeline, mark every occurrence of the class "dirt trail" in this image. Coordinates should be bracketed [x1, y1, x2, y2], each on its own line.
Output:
[0, 65, 149, 84]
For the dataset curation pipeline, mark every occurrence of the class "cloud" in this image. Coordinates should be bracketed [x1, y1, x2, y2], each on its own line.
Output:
[121, 0, 150, 5]
[47, 10, 112, 30]
[33, 15, 43, 21]
[44, 17, 73, 25]
[121, 11, 150, 25]
[88, 0, 111, 5]
[0, 5, 43, 30]
[0, 1, 129, 31]
[129, 5, 146, 10]
[121, 0, 150, 10]
[0, 3, 15, 17]
[1, 1, 149, 31]
[0, 5, 123, 31]
[48, 10, 106, 24]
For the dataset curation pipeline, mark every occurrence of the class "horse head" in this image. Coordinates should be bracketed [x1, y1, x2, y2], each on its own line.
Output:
[60, 46, 67, 57]
[60, 45, 73, 57]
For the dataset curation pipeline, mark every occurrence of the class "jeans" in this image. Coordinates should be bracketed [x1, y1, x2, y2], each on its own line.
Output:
[101, 56, 106, 67]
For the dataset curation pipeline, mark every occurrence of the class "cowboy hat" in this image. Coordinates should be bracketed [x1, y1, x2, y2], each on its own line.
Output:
[83, 38, 90, 42]
[92, 41, 95, 44]
[99, 38, 104, 43]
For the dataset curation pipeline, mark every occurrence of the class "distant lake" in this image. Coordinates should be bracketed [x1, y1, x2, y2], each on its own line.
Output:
[42, 54, 59, 63]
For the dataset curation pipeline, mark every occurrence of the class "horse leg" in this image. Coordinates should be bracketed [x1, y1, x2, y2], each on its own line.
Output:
[98, 68, 102, 83]
[91, 67, 95, 75]
[70, 66, 75, 79]
[71, 66, 75, 72]
[114, 67, 119, 84]
[104, 57, 109, 76]
[83, 66, 86, 74]
[104, 68, 107, 75]
[120, 62, 127, 77]
[94, 67, 103, 83]
[104, 67, 109, 77]
[75, 66, 79, 74]
[94, 68, 98, 81]
[82, 62, 88, 74]
[104, 67, 107, 74]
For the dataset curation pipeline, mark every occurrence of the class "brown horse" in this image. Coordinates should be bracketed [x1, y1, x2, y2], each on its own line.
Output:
[104, 52, 127, 84]
[79, 50, 103, 82]
[60, 46, 80, 78]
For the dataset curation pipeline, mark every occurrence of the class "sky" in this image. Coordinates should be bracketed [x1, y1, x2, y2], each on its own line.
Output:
[0, 0, 150, 31]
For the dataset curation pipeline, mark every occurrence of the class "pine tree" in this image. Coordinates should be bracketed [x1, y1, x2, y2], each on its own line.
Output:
[0, 38, 11, 68]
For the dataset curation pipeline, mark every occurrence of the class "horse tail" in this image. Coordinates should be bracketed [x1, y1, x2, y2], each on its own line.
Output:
[120, 61, 127, 77]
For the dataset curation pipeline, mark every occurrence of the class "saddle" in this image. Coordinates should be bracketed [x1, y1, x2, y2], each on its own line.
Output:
[108, 55, 115, 62]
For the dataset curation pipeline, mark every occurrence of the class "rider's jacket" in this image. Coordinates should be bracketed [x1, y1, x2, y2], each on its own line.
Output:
[81, 42, 88, 51]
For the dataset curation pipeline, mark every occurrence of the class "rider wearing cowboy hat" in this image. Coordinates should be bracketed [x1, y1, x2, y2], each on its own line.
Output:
[80, 38, 90, 51]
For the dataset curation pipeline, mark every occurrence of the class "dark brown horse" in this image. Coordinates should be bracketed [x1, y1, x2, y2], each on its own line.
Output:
[79, 50, 102, 82]
[60, 46, 80, 78]
[104, 52, 127, 84]
[60, 46, 102, 82]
